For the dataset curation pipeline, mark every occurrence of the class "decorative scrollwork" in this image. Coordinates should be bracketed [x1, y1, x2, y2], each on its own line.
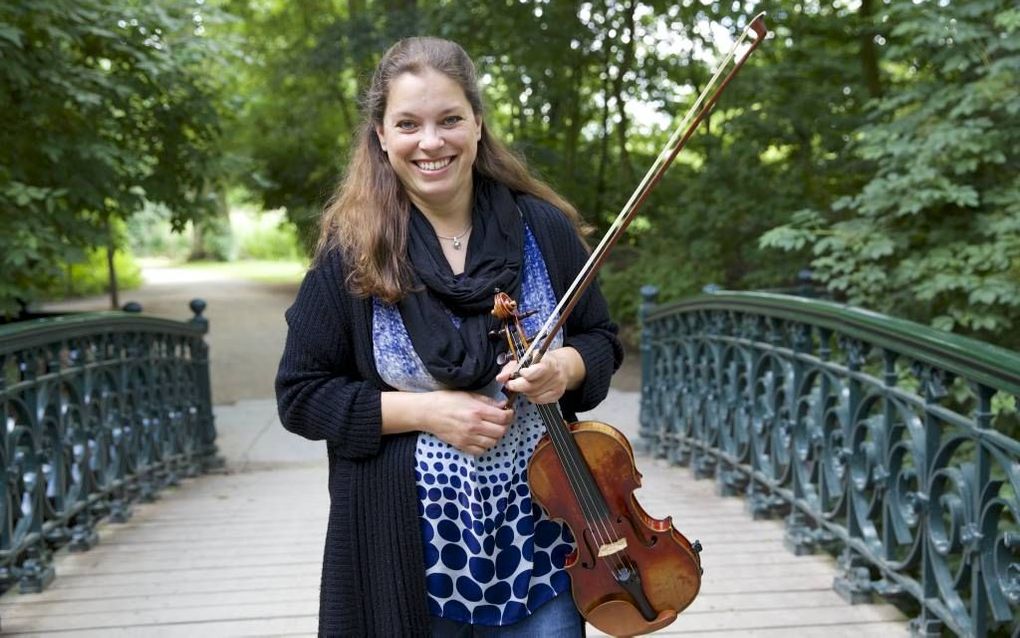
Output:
[0, 302, 218, 595]
[640, 290, 1020, 637]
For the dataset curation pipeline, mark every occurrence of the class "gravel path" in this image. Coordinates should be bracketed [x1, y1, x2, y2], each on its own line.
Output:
[42, 264, 299, 405]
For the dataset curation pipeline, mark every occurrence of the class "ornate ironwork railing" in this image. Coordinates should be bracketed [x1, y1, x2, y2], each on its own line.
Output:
[0, 300, 218, 594]
[639, 288, 1020, 638]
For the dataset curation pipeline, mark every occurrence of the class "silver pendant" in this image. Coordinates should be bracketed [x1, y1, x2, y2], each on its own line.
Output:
[452, 237, 462, 250]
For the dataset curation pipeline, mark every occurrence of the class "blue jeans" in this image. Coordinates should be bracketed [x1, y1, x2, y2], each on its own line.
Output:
[429, 593, 585, 637]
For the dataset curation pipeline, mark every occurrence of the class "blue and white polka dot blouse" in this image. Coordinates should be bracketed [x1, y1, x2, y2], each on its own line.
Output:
[373, 224, 575, 626]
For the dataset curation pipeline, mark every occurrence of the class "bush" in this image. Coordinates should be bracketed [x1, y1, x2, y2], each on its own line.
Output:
[46, 248, 143, 299]
[232, 209, 303, 261]
[126, 202, 192, 260]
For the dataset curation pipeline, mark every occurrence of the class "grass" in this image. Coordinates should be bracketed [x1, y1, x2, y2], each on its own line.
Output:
[171, 259, 308, 285]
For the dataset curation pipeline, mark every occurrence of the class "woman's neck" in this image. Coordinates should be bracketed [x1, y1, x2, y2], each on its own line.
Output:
[411, 183, 474, 236]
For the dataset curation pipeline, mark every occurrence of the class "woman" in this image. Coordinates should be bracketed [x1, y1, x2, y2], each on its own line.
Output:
[276, 36, 622, 637]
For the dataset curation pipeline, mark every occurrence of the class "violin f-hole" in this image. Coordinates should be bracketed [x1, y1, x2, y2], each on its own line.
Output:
[578, 527, 601, 569]
[617, 513, 659, 548]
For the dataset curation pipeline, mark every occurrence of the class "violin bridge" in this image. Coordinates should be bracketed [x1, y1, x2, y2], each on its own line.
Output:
[597, 538, 628, 557]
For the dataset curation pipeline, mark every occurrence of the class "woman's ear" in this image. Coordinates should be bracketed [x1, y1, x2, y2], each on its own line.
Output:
[375, 125, 387, 152]
[475, 116, 483, 142]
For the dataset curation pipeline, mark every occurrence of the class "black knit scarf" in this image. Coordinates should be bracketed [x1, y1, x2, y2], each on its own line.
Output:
[398, 178, 523, 390]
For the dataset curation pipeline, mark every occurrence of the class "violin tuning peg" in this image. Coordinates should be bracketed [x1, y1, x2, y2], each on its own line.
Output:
[692, 539, 703, 554]
[496, 352, 512, 366]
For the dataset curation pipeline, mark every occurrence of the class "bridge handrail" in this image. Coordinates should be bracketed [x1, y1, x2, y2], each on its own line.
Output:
[639, 288, 1020, 638]
[647, 291, 1020, 397]
[1, 312, 207, 349]
[0, 301, 219, 595]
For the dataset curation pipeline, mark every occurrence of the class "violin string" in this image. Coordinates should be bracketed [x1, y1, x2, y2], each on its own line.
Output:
[505, 327, 598, 530]
[513, 17, 766, 372]
[537, 402, 636, 581]
[503, 310, 641, 584]
[536, 402, 629, 573]
[506, 327, 618, 552]
[535, 404, 611, 530]
[505, 312, 632, 576]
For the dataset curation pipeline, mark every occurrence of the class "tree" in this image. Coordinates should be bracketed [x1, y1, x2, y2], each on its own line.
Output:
[0, 0, 224, 315]
[762, 0, 1020, 347]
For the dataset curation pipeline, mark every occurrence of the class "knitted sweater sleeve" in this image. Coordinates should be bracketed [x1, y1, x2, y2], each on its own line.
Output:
[275, 254, 382, 459]
[520, 197, 624, 415]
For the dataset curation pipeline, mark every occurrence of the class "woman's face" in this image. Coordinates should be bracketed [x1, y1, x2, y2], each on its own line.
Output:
[375, 68, 482, 216]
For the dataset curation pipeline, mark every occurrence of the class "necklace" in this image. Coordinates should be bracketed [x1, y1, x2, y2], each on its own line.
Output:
[434, 224, 472, 250]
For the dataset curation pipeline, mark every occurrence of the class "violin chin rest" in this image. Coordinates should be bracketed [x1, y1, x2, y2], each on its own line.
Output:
[585, 600, 677, 637]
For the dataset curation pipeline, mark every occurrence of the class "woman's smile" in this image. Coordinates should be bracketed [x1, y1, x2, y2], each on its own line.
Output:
[414, 156, 455, 173]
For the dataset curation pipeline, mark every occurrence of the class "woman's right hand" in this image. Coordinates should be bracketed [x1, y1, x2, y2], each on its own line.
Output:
[423, 390, 514, 456]
[381, 390, 514, 456]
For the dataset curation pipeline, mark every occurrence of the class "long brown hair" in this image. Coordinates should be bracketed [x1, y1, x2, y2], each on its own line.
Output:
[316, 36, 586, 303]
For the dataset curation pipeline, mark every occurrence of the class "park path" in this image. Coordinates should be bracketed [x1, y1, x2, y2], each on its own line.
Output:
[38, 262, 301, 405]
[0, 264, 910, 636]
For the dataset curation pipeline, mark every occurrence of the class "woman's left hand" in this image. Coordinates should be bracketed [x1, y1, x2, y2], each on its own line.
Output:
[496, 346, 586, 405]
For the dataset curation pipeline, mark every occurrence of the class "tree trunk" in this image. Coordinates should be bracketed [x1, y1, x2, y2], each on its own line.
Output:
[563, 59, 584, 183]
[612, 0, 637, 186]
[593, 46, 612, 222]
[859, 0, 882, 98]
[107, 221, 119, 310]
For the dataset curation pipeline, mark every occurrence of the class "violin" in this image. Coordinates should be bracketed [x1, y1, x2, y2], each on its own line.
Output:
[494, 293, 701, 636]
[492, 14, 768, 637]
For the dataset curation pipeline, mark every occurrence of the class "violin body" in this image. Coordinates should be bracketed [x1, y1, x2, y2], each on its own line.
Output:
[528, 420, 702, 637]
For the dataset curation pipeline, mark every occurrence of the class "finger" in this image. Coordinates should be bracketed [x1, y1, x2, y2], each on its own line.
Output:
[474, 394, 509, 410]
[472, 421, 508, 440]
[495, 360, 520, 383]
[471, 404, 513, 426]
[468, 434, 500, 455]
[534, 391, 560, 405]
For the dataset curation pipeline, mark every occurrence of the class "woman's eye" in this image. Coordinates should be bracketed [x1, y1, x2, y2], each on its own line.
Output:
[442, 115, 464, 126]
[396, 121, 417, 131]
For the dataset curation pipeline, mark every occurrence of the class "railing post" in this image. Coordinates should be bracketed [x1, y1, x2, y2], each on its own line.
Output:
[189, 299, 222, 471]
[637, 285, 659, 455]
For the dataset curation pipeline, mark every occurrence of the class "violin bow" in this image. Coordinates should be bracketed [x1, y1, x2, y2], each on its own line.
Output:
[515, 12, 769, 371]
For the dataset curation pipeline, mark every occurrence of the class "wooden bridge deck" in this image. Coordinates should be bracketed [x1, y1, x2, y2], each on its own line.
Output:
[0, 392, 909, 637]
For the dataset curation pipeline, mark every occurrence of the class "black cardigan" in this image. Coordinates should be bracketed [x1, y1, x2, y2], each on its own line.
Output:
[276, 195, 623, 637]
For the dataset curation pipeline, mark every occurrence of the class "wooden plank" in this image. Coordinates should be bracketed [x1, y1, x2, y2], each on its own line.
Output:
[589, 605, 907, 635]
[49, 546, 322, 575]
[4, 576, 317, 602]
[0, 599, 319, 632]
[0, 589, 315, 619]
[47, 562, 320, 586]
[594, 621, 909, 638]
[1, 614, 319, 637]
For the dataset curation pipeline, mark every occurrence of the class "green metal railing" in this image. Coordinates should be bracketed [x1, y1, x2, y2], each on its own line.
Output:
[0, 300, 218, 594]
[639, 288, 1020, 637]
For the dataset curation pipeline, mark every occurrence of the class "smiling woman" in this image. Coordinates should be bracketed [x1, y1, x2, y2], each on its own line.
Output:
[275, 37, 622, 637]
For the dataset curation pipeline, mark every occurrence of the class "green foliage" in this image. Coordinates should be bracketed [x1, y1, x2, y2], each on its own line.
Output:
[46, 249, 144, 300]
[126, 202, 193, 259]
[233, 212, 303, 261]
[0, 0, 225, 315]
[190, 214, 233, 262]
[10, 0, 1013, 351]
[761, 0, 1020, 348]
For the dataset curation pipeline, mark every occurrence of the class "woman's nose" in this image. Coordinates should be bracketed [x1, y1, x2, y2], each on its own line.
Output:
[419, 126, 444, 151]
